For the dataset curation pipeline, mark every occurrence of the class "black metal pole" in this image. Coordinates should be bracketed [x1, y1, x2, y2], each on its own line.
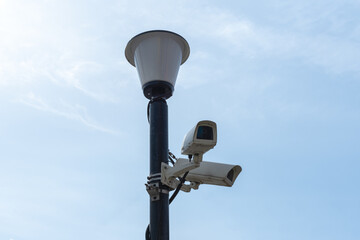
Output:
[148, 98, 169, 240]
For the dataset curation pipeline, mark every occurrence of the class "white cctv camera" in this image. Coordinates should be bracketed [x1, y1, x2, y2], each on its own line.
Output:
[181, 120, 217, 162]
[186, 161, 241, 187]
[161, 120, 241, 191]
[161, 158, 242, 191]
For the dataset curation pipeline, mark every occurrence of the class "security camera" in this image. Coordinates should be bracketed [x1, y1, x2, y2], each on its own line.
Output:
[161, 159, 242, 190]
[186, 161, 242, 187]
[181, 120, 217, 162]
[161, 120, 241, 192]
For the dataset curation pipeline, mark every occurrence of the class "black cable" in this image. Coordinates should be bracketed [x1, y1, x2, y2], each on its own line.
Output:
[145, 224, 150, 240]
[147, 97, 166, 123]
[168, 156, 175, 165]
[168, 151, 176, 165]
[169, 154, 192, 204]
[147, 101, 151, 123]
[169, 171, 189, 204]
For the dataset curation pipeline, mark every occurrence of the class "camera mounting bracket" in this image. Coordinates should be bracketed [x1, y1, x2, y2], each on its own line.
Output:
[161, 158, 200, 192]
[146, 173, 169, 201]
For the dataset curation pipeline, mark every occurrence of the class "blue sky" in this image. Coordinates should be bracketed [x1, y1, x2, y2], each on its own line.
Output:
[1, 0, 359, 239]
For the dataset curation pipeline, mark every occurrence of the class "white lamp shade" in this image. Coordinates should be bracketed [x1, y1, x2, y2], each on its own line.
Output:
[125, 30, 190, 98]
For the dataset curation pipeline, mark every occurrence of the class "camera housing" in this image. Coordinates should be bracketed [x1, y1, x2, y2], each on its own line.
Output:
[181, 120, 217, 162]
[161, 159, 242, 191]
[186, 161, 242, 187]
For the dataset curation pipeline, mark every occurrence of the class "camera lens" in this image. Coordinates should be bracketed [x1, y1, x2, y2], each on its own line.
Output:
[196, 126, 213, 140]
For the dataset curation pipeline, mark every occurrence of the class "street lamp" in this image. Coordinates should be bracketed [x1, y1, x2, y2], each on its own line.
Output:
[125, 30, 190, 240]
[125, 30, 190, 99]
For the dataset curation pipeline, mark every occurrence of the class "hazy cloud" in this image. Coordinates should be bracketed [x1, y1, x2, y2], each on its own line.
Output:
[19, 93, 117, 134]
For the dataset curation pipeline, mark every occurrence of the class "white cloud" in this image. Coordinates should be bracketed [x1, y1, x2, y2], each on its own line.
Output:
[54, 59, 122, 103]
[212, 18, 360, 74]
[19, 93, 118, 134]
[138, 1, 360, 76]
[207, 5, 360, 75]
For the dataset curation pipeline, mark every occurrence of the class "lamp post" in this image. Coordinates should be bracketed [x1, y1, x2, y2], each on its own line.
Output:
[125, 30, 190, 240]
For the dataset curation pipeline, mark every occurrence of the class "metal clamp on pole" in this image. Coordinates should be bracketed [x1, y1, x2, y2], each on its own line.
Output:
[146, 173, 169, 201]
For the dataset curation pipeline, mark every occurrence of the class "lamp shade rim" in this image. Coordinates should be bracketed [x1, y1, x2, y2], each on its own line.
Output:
[125, 30, 190, 67]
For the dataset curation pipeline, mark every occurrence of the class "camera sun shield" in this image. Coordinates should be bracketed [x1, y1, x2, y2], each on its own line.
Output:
[181, 120, 217, 157]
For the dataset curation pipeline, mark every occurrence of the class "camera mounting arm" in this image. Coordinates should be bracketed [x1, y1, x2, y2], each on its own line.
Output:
[161, 158, 200, 192]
